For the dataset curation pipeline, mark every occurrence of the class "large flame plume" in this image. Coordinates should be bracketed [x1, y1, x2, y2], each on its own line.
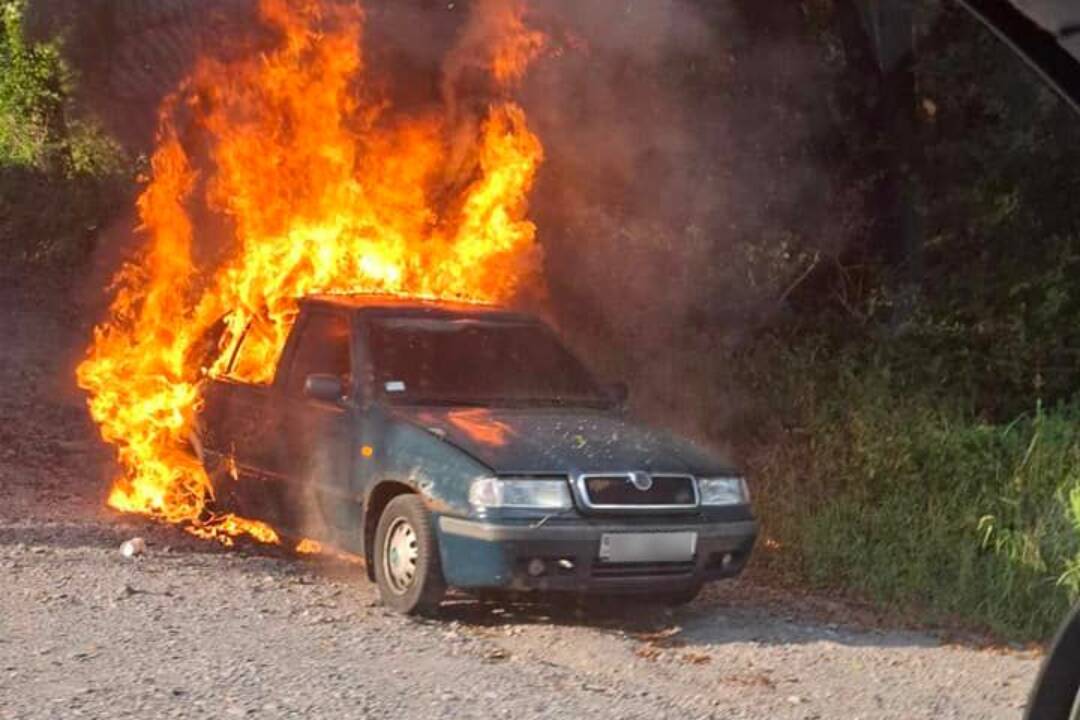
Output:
[77, 0, 546, 545]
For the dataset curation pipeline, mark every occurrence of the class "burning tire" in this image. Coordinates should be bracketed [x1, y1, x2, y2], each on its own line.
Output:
[373, 495, 446, 615]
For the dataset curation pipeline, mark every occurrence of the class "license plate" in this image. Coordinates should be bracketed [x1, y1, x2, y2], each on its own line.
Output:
[598, 532, 697, 563]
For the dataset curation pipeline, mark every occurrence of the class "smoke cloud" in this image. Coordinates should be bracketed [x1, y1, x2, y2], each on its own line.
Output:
[512, 1, 848, 445]
[52, 0, 849, 453]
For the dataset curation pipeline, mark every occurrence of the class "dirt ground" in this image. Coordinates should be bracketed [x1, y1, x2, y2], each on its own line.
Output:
[0, 277, 1042, 719]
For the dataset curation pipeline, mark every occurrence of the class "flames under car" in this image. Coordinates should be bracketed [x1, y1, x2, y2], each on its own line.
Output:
[190, 294, 758, 614]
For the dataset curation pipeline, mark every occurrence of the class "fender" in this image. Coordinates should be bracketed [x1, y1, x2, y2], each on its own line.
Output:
[356, 420, 492, 569]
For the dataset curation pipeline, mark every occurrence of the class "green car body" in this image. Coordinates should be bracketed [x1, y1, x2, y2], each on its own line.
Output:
[197, 295, 757, 601]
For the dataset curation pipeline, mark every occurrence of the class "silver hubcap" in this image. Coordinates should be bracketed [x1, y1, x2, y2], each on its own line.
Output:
[383, 518, 419, 595]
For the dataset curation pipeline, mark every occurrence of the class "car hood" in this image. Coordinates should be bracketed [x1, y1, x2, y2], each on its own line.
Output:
[391, 406, 736, 476]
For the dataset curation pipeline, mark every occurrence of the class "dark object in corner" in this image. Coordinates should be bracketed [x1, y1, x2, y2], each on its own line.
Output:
[1025, 604, 1080, 719]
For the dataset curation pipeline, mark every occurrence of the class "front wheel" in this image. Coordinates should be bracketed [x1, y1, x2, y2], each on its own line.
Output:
[373, 495, 446, 615]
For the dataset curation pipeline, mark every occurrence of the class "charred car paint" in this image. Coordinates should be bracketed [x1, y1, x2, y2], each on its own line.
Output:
[195, 295, 757, 612]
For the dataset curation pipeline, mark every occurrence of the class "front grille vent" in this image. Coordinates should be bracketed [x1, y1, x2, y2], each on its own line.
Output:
[581, 473, 696, 508]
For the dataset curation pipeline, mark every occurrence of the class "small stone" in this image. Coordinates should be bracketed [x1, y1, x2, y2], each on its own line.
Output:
[483, 648, 509, 662]
[120, 537, 147, 558]
[787, 695, 804, 705]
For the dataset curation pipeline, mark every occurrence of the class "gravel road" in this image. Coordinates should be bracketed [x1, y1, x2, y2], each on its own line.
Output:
[0, 278, 1043, 719]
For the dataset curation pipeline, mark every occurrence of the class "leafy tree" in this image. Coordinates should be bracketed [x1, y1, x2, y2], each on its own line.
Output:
[0, 0, 129, 266]
[0, 0, 67, 166]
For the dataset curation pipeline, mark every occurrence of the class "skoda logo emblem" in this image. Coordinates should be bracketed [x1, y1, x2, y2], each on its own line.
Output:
[630, 472, 653, 492]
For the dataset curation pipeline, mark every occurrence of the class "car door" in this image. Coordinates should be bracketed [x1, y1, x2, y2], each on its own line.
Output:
[198, 319, 291, 523]
[276, 310, 359, 539]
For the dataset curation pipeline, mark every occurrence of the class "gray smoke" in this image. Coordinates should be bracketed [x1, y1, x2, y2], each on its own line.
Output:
[44, 0, 851, 452]
[507, 1, 850, 447]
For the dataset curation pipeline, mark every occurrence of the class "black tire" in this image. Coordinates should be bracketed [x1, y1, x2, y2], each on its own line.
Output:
[372, 495, 446, 615]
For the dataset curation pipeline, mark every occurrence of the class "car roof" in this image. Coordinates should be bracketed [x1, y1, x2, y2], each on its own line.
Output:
[300, 293, 539, 322]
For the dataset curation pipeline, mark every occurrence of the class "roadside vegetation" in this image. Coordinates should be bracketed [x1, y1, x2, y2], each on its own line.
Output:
[728, 2, 1080, 640]
[0, 0, 128, 267]
[745, 344, 1080, 639]
[550, 0, 1080, 641]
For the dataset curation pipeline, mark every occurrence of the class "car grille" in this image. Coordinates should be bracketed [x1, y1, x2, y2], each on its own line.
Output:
[581, 474, 696, 507]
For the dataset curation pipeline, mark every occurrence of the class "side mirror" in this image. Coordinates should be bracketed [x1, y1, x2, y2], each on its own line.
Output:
[304, 374, 345, 403]
[605, 381, 630, 409]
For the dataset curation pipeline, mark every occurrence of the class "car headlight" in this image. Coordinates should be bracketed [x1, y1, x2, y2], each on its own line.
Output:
[697, 477, 749, 506]
[468, 477, 573, 510]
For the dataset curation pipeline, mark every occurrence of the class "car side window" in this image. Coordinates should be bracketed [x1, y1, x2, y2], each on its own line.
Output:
[286, 313, 352, 397]
[226, 313, 296, 385]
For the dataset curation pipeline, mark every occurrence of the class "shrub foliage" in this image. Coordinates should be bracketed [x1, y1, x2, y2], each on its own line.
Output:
[0, 0, 128, 266]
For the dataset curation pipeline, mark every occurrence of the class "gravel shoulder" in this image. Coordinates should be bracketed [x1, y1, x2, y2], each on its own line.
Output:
[0, 278, 1042, 720]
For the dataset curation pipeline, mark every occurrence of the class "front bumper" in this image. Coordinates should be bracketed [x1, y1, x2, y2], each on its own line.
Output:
[435, 515, 758, 593]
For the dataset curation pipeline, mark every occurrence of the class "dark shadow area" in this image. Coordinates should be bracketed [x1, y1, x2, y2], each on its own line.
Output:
[0, 164, 128, 269]
[432, 590, 944, 650]
[435, 591, 674, 633]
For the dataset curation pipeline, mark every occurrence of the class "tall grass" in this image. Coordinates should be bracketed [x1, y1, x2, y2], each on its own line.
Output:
[746, 345, 1080, 640]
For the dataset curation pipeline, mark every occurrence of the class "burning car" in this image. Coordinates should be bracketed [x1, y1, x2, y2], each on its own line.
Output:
[193, 294, 757, 614]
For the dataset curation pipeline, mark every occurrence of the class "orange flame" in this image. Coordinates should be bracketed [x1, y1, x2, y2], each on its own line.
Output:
[470, 0, 547, 84]
[294, 538, 324, 555]
[444, 409, 515, 447]
[295, 538, 364, 564]
[77, 0, 545, 544]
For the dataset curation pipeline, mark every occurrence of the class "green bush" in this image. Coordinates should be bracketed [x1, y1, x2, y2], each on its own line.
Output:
[0, 0, 129, 266]
[747, 340, 1080, 640]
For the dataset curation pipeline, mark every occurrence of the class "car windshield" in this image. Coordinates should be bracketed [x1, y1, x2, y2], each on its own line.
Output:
[368, 317, 607, 407]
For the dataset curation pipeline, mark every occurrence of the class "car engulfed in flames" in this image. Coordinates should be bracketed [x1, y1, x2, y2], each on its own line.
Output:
[76, 0, 546, 547]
